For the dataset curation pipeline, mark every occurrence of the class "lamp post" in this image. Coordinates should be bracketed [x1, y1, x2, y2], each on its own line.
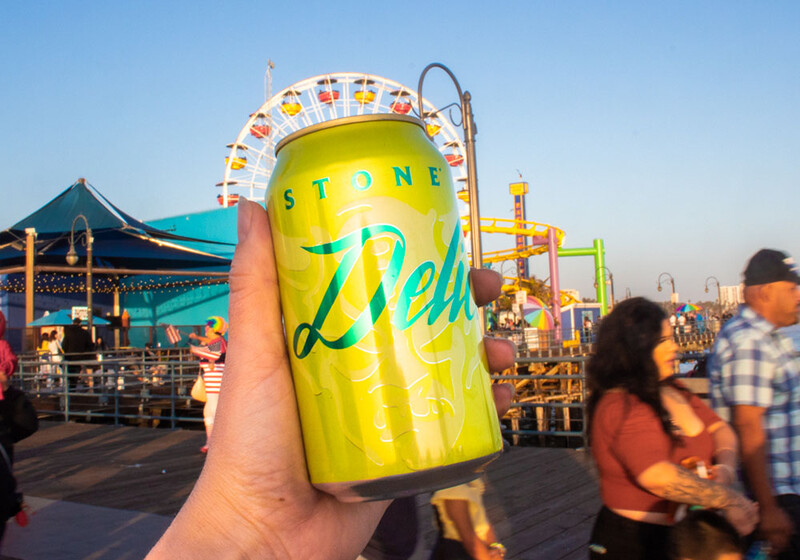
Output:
[418, 63, 482, 268]
[66, 214, 93, 333]
[593, 266, 615, 309]
[657, 272, 677, 313]
[705, 276, 722, 314]
[418, 63, 484, 330]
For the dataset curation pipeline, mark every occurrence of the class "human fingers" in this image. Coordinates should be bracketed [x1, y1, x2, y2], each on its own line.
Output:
[470, 268, 502, 307]
[484, 337, 515, 417]
[484, 337, 515, 372]
[492, 384, 515, 418]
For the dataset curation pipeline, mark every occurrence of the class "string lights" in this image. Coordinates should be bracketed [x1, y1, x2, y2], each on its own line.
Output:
[0, 273, 228, 294]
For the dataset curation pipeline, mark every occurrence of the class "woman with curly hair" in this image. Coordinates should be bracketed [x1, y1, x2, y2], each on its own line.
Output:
[586, 298, 757, 560]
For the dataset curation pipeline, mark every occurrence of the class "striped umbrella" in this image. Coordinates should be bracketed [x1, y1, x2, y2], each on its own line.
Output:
[676, 303, 701, 314]
[525, 308, 555, 330]
[521, 296, 554, 329]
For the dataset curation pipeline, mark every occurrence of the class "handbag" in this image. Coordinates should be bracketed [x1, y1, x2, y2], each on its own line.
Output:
[191, 374, 207, 402]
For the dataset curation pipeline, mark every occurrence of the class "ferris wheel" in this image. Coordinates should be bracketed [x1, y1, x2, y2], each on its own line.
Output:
[217, 71, 469, 208]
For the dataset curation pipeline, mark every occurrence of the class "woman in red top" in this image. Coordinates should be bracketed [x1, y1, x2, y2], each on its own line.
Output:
[587, 298, 757, 560]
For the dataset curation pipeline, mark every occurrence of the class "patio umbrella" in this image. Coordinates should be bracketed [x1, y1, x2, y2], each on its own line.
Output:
[521, 296, 554, 329]
[525, 308, 555, 330]
[676, 303, 701, 314]
[27, 309, 110, 327]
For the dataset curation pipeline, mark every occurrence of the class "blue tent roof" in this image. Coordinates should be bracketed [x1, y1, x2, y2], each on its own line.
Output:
[0, 179, 234, 274]
[27, 309, 110, 327]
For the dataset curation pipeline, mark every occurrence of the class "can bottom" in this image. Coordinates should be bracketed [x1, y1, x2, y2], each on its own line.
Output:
[314, 450, 503, 503]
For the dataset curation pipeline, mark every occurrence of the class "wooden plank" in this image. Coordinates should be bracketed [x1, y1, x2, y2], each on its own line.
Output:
[14, 422, 205, 515]
[16, 422, 600, 558]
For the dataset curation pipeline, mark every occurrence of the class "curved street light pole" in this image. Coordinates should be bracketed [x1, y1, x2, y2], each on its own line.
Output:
[657, 272, 677, 314]
[705, 275, 722, 314]
[418, 63, 484, 330]
[594, 266, 615, 309]
[66, 214, 93, 333]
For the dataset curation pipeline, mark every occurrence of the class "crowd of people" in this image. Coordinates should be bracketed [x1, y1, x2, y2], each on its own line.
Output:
[5, 197, 800, 559]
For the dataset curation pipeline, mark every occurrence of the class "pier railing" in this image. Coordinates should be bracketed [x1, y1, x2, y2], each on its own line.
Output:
[15, 349, 205, 429]
[493, 355, 589, 447]
[15, 346, 722, 447]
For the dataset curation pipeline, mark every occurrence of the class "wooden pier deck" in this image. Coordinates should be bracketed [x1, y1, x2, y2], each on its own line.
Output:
[10, 422, 600, 559]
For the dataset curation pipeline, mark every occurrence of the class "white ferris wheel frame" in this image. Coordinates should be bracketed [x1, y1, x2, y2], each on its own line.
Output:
[218, 71, 469, 207]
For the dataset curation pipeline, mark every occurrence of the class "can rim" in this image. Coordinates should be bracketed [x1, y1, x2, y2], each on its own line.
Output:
[274, 114, 425, 155]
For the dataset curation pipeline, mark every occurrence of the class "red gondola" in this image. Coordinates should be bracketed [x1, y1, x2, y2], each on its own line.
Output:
[250, 124, 270, 138]
[317, 78, 340, 104]
[318, 90, 340, 104]
[390, 89, 412, 114]
[217, 194, 240, 206]
[445, 154, 464, 166]
[391, 101, 412, 114]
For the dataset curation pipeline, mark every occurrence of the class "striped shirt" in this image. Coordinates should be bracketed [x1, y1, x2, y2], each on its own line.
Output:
[200, 362, 224, 394]
[709, 306, 800, 496]
[192, 335, 227, 395]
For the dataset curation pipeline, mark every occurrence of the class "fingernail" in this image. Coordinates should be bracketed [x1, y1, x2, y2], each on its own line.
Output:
[237, 197, 252, 243]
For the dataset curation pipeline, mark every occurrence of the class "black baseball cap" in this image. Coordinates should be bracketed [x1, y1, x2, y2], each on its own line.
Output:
[743, 249, 800, 286]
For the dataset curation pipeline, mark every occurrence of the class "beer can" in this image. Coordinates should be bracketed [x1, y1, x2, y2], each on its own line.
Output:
[266, 114, 503, 502]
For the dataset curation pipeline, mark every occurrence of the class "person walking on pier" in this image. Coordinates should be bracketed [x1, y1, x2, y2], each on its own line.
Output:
[61, 318, 93, 390]
[0, 311, 38, 542]
[709, 249, 800, 559]
[189, 316, 228, 454]
[586, 298, 757, 560]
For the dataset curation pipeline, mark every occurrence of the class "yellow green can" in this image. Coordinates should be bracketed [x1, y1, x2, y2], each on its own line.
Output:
[266, 114, 502, 502]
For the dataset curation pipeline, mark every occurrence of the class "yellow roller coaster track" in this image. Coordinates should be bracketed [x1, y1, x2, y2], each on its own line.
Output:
[460, 216, 565, 263]
[460, 217, 579, 308]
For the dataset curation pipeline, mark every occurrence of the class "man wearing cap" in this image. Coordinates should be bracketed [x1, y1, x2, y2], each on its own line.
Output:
[709, 249, 800, 558]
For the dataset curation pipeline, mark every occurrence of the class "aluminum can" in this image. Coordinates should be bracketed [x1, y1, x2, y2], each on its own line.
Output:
[266, 114, 502, 501]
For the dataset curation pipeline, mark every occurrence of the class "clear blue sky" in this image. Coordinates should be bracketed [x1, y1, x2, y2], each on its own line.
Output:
[2, 1, 798, 303]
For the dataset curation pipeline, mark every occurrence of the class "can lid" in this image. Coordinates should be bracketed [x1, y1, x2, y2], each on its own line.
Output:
[274, 114, 425, 155]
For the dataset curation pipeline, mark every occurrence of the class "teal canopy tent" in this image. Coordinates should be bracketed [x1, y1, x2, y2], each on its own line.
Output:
[28, 309, 110, 327]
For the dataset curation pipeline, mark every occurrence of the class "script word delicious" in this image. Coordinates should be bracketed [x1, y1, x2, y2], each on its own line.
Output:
[292, 225, 474, 359]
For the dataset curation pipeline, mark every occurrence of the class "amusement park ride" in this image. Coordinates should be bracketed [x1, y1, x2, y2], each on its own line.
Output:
[216, 67, 612, 330]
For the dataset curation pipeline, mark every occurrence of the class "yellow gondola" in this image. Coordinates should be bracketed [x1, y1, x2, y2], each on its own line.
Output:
[281, 102, 302, 116]
[354, 90, 375, 104]
[280, 90, 303, 116]
[354, 78, 376, 105]
[225, 156, 247, 170]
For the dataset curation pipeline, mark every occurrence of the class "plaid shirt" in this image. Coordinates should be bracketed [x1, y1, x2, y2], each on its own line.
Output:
[709, 306, 800, 496]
